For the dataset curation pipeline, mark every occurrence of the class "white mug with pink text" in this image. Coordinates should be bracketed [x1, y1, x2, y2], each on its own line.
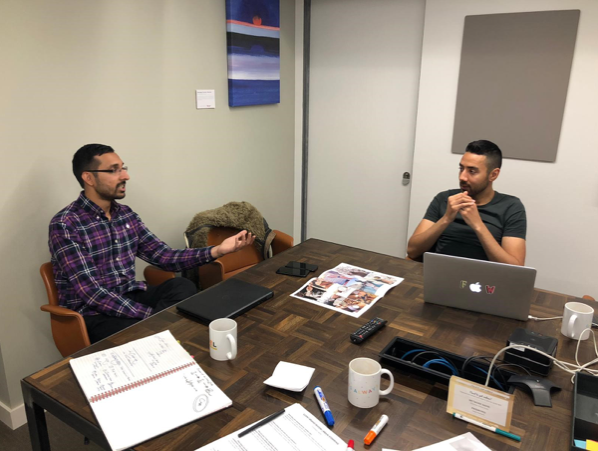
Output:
[348, 357, 394, 408]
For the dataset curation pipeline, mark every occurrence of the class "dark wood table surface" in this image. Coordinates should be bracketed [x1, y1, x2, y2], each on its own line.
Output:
[22, 239, 592, 451]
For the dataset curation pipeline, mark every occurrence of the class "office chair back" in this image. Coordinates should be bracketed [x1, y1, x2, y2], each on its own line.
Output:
[198, 227, 293, 290]
[207, 227, 263, 272]
[40, 262, 91, 357]
[40, 262, 59, 306]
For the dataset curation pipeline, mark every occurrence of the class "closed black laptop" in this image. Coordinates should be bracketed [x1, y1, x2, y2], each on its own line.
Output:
[176, 278, 274, 324]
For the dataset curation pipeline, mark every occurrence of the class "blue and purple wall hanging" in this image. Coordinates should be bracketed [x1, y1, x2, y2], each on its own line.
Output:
[226, 0, 280, 107]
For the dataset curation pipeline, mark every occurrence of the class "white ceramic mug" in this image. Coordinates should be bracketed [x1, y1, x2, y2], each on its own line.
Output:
[561, 302, 594, 340]
[348, 358, 394, 408]
[209, 318, 238, 361]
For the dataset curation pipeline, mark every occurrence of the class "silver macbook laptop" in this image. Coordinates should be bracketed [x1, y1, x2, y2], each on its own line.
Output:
[423, 252, 536, 321]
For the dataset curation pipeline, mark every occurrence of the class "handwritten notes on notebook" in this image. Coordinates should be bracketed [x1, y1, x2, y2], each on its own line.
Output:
[70, 330, 232, 451]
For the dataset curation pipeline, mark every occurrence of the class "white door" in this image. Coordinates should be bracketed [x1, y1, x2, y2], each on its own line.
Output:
[306, 0, 425, 257]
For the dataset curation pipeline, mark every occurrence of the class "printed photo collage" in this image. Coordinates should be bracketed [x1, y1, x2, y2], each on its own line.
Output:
[291, 263, 403, 317]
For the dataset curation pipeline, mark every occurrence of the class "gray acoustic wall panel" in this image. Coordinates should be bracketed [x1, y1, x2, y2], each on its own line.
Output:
[452, 10, 579, 162]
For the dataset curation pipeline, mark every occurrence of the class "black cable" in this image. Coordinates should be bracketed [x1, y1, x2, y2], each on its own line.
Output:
[495, 363, 532, 376]
[462, 356, 511, 387]
[461, 356, 492, 374]
[462, 356, 534, 389]
[404, 351, 533, 387]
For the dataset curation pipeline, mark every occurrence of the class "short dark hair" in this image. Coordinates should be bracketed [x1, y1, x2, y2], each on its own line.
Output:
[72, 144, 114, 188]
[465, 140, 502, 171]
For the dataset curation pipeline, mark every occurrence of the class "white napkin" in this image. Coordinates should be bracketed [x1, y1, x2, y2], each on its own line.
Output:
[263, 361, 315, 392]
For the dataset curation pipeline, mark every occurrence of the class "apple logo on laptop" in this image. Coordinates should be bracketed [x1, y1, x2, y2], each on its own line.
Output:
[469, 282, 482, 293]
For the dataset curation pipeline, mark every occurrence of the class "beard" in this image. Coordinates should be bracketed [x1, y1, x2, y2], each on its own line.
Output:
[460, 179, 489, 198]
[97, 182, 126, 201]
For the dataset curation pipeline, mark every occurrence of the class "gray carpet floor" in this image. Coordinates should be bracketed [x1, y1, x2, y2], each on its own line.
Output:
[0, 413, 105, 451]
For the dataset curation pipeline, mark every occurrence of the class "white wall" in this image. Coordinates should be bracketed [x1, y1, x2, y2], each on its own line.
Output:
[294, 0, 304, 243]
[410, 0, 598, 296]
[0, 0, 295, 419]
[306, 0, 424, 257]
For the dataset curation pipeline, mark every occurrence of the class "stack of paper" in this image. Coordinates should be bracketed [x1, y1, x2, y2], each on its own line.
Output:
[383, 432, 492, 451]
[198, 403, 346, 451]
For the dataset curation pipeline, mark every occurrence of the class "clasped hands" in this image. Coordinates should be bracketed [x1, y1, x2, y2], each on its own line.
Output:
[444, 192, 483, 230]
[211, 230, 256, 259]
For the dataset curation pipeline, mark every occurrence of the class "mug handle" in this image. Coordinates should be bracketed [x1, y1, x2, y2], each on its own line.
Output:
[568, 314, 579, 339]
[226, 334, 237, 360]
[379, 369, 394, 396]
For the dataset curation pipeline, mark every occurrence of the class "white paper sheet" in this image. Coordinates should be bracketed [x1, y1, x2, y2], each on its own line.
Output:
[381, 432, 490, 451]
[198, 403, 346, 451]
[413, 432, 491, 451]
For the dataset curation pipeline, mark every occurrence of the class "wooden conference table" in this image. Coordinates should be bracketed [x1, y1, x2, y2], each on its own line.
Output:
[22, 239, 592, 451]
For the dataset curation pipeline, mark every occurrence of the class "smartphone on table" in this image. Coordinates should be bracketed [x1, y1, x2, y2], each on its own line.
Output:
[276, 266, 310, 277]
[285, 261, 318, 272]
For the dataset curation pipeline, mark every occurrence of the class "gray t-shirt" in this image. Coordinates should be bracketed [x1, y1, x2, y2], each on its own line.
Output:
[423, 189, 526, 261]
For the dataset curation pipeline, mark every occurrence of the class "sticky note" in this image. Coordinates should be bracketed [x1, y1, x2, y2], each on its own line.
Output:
[574, 440, 585, 448]
[263, 361, 315, 391]
[586, 439, 598, 450]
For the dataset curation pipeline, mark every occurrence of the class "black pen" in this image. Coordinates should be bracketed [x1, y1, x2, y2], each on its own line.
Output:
[238, 408, 286, 438]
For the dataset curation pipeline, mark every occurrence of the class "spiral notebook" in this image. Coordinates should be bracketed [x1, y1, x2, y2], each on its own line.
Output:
[69, 330, 232, 451]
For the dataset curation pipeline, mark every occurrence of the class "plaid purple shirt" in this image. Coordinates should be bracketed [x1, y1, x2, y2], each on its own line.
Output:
[49, 192, 214, 319]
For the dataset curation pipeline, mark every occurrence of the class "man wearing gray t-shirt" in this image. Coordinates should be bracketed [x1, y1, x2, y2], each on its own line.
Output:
[407, 140, 526, 266]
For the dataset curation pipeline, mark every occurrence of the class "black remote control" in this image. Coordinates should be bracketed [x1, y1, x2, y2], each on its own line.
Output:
[350, 318, 387, 344]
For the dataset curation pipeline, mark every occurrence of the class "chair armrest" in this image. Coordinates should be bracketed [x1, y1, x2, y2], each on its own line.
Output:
[41, 304, 91, 356]
[144, 265, 176, 286]
[198, 260, 226, 290]
[41, 304, 85, 317]
[272, 230, 294, 256]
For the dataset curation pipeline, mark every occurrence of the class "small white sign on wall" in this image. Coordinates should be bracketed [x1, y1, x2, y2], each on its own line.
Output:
[196, 90, 215, 109]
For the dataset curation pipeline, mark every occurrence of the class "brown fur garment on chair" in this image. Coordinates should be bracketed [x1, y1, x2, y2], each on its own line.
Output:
[183, 202, 276, 288]
[185, 202, 275, 257]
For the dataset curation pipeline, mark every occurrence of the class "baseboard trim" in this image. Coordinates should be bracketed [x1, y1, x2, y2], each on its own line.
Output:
[0, 400, 27, 430]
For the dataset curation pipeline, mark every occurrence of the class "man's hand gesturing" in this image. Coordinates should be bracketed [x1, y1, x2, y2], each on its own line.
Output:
[443, 192, 475, 222]
[211, 230, 256, 259]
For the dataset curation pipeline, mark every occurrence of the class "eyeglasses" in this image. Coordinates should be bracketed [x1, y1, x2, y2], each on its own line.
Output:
[85, 166, 129, 175]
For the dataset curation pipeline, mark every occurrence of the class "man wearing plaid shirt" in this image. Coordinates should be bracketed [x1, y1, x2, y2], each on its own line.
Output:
[49, 144, 255, 343]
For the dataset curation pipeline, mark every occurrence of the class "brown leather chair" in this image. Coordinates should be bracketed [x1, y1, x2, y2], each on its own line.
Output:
[143, 265, 176, 286]
[40, 263, 175, 357]
[198, 227, 293, 289]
